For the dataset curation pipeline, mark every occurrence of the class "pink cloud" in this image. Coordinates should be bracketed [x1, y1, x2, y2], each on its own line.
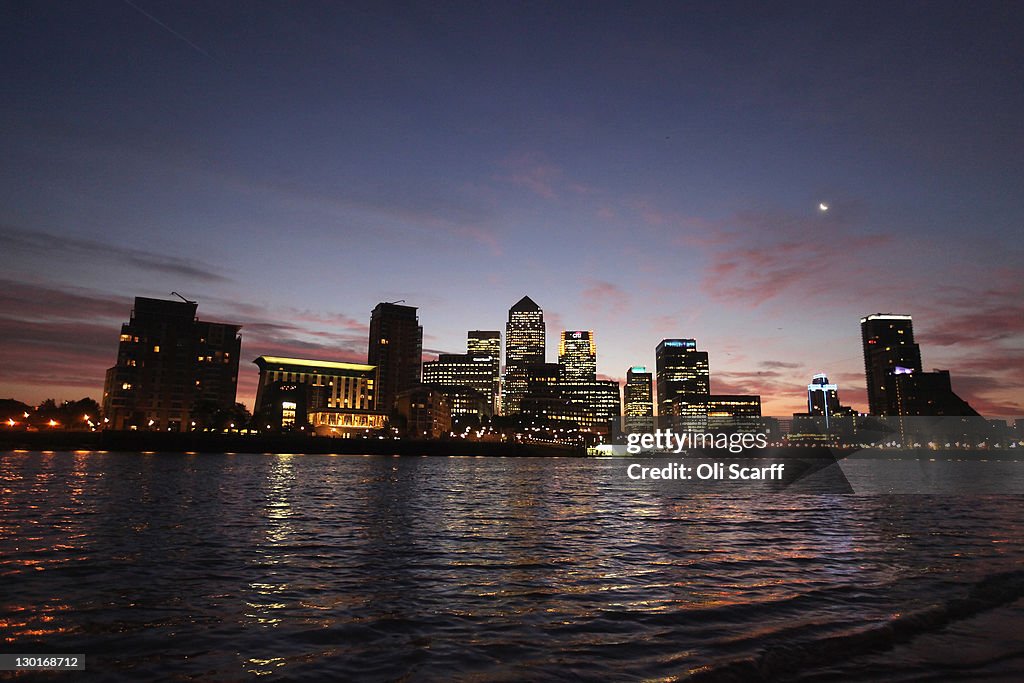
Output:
[581, 280, 629, 316]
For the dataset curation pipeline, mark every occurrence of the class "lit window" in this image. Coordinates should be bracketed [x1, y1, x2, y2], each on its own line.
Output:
[122, 383, 132, 390]
[120, 334, 132, 342]
[153, 345, 160, 353]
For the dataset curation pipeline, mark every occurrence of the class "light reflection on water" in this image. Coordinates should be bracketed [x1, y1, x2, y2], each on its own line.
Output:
[0, 451, 1021, 681]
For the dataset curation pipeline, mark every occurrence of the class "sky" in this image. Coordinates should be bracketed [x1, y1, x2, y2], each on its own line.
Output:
[1, 1, 1022, 417]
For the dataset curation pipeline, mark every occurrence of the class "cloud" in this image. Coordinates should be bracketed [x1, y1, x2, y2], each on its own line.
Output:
[0, 224, 232, 284]
[760, 360, 802, 370]
[581, 280, 629, 316]
[497, 152, 562, 199]
[617, 200, 894, 308]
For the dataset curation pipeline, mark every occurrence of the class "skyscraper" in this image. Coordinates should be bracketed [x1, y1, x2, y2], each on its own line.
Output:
[860, 313, 977, 418]
[102, 296, 241, 431]
[655, 339, 710, 416]
[624, 366, 654, 433]
[860, 314, 921, 415]
[807, 373, 842, 427]
[467, 330, 501, 414]
[368, 302, 423, 415]
[503, 296, 545, 414]
[558, 330, 596, 382]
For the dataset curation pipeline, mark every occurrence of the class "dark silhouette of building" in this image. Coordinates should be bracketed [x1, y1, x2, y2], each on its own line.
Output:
[655, 338, 709, 417]
[102, 296, 241, 431]
[860, 313, 976, 417]
[394, 386, 451, 439]
[503, 296, 545, 414]
[891, 369, 978, 417]
[861, 313, 922, 415]
[368, 302, 423, 416]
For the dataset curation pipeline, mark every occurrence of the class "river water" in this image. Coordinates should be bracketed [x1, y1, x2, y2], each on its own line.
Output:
[2, 451, 1023, 681]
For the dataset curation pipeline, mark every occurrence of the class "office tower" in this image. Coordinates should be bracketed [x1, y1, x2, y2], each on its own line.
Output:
[655, 339, 710, 415]
[503, 296, 545, 414]
[558, 330, 597, 382]
[368, 302, 423, 415]
[519, 363, 584, 425]
[624, 366, 654, 433]
[252, 356, 384, 434]
[422, 353, 496, 419]
[467, 330, 501, 414]
[860, 313, 976, 417]
[560, 380, 622, 433]
[102, 296, 241, 431]
[860, 314, 922, 415]
[807, 373, 840, 423]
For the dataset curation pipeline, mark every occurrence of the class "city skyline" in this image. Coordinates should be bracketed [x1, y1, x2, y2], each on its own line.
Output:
[1, 3, 1022, 416]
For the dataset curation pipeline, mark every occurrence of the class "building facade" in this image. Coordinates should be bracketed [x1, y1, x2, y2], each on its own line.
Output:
[252, 356, 384, 435]
[422, 353, 496, 419]
[558, 330, 596, 382]
[394, 386, 452, 439]
[102, 296, 241, 431]
[860, 313, 922, 415]
[655, 339, 710, 416]
[624, 366, 654, 433]
[368, 302, 423, 415]
[467, 330, 501, 414]
[503, 296, 545, 415]
[860, 313, 976, 418]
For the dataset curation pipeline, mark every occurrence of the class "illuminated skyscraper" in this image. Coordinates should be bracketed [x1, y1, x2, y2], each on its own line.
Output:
[655, 339, 709, 416]
[467, 330, 501, 414]
[860, 314, 921, 415]
[368, 302, 423, 415]
[624, 366, 654, 433]
[503, 296, 545, 414]
[558, 330, 596, 382]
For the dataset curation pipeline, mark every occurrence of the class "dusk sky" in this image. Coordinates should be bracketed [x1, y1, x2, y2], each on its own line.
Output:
[2, 1, 1022, 416]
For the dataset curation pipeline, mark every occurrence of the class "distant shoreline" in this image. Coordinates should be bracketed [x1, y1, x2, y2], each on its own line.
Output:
[0, 430, 583, 457]
[0, 431, 1020, 459]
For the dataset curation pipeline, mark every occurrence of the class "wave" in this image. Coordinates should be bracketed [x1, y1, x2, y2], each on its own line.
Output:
[687, 569, 1024, 681]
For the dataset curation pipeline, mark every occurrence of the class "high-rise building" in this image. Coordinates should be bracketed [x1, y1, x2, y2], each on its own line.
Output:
[558, 330, 597, 382]
[806, 373, 856, 428]
[655, 339, 709, 415]
[467, 330, 501, 414]
[102, 296, 241, 431]
[368, 302, 423, 415]
[860, 314, 922, 415]
[624, 366, 654, 433]
[422, 353, 496, 419]
[560, 380, 622, 433]
[860, 313, 976, 417]
[503, 296, 545, 414]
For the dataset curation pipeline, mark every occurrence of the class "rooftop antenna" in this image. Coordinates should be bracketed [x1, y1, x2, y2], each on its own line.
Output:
[171, 291, 196, 304]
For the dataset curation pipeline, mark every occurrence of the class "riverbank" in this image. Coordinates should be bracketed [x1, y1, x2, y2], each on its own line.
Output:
[0, 430, 583, 457]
